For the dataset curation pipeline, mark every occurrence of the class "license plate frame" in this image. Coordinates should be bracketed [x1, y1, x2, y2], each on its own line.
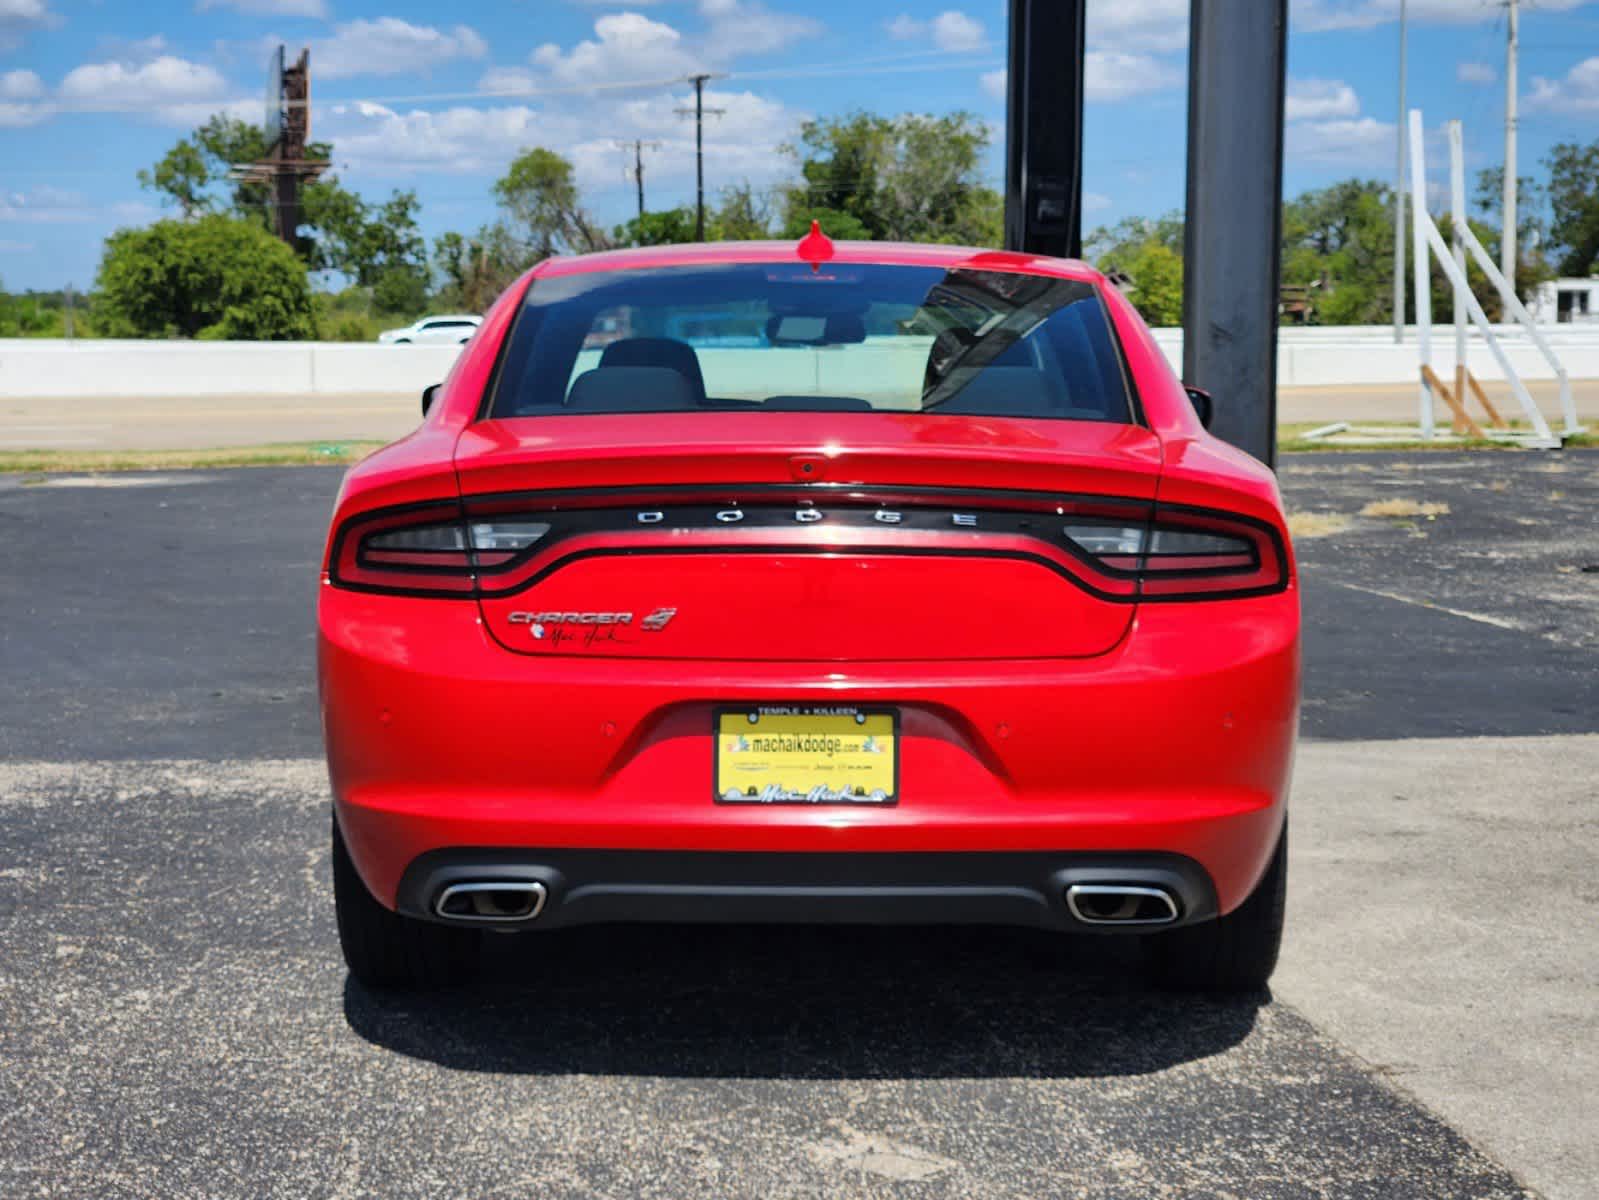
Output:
[713, 704, 900, 805]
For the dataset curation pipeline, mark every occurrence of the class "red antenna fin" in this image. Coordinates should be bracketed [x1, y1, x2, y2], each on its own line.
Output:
[796, 219, 834, 271]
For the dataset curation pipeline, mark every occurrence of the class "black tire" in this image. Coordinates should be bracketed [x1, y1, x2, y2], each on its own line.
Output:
[1146, 823, 1287, 993]
[332, 819, 479, 990]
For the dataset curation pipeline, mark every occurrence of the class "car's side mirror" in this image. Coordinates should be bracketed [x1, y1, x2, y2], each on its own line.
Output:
[421, 383, 441, 417]
[1184, 385, 1214, 430]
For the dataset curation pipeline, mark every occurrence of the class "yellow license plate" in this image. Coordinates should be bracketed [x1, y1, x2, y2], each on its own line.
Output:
[715, 706, 899, 805]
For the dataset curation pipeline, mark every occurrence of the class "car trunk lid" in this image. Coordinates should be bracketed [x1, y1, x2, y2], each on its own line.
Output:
[453, 413, 1162, 662]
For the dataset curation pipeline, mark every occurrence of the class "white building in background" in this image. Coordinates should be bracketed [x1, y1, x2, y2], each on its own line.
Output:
[1529, 277, 1599, 325]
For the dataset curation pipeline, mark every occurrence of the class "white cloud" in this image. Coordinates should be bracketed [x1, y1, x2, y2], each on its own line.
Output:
[1084, 191, 1112, 213]
[0, 100, 47, 127]
[517, 5, 819, 94]
[0, 67, 48, 127]
[315, 19, 487, 81]
[57, 55, 229, 111]
[883, 10, 988, 52]
[886, 13, 922, 40]
[1286, 116, 1396, 166]
[701, 0, 822, 58]
[530, 12, 702, 85]
[1296, 0, 1590, 33]
[93, 34, 171, 63]
[197, 0, 328, 16]
[1456, 61, 1495, 86]
[1085, 51, 1182, 101]
[318, 101, 547, 174]
[1086, 0, 1189, 53]
[319, 82, 804, 201]
[1, 68, 43, 99]
[984, 52, 1179, 103]
[478, 65, 539, 96]
[1286, 77, 1360, 121]
[0, 185, 96, 224]
[932, 11, 986, 52]
[1527, 56, 1599, 114]
[0, 0, 57, 52]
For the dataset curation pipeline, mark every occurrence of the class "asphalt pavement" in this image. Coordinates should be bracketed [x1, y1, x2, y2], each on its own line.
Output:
[2, 452, 1596, 1198]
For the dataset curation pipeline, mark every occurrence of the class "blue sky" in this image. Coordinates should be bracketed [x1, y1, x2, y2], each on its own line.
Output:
[3, 0, 1598, 292]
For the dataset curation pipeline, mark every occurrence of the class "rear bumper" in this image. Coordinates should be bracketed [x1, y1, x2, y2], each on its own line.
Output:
[396, 848, 1222, 932]
[320, 586, 1299, 919]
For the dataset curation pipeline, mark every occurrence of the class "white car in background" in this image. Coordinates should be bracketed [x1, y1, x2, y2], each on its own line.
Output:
[377, 315, 482, 345]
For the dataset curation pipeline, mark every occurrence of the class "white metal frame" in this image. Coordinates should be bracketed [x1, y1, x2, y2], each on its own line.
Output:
[1408, 108, 1575, 447]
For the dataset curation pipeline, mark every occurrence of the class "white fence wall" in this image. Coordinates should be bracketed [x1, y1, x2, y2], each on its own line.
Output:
[4, 327, 1599, 398]
[0, 340, 463, 399]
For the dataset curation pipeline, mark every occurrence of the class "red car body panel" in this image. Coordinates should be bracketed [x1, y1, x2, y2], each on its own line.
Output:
[318, 240, 1299, 928]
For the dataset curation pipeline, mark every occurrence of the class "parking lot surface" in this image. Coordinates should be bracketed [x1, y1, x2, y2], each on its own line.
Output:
[2, 451, 1596, 1198]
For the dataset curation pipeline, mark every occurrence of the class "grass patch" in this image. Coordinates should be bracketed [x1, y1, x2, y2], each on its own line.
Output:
[1359, 498, 1450, 519]
[1286, 511, 1355, 539]
[0, 442, 385, 474]
[1278, 421, 1594, 453]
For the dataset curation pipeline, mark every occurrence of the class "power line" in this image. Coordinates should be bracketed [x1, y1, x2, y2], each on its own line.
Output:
[30, 50, 1002, 117]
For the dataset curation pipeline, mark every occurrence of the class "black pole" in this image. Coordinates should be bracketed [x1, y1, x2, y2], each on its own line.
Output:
[693, 75, 706, 241]
[1003, 0, 1086, 257]
[1182, 0, 1288, 466]
[635, 140, 646, 220]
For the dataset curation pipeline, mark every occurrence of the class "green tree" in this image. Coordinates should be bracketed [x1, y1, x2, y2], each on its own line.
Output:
[1104, 241, 1184, 326]
[95, 215, 315, 340]
[432, 223, 526, 313]
[1280, 180, 1395, 324]
[302, 184, 427, 303]
[782, 111, 1002, 245]
[1541, 140, 1599, 277]
[613, 207, 697, 247]
[712, 183, 772, 240]
[139, 115, 425, 298]
[493, 147, 609, 258]
[1087, 213, 1185, 325]
[137, 114, 280, 222]
[781, 205, 871, 241]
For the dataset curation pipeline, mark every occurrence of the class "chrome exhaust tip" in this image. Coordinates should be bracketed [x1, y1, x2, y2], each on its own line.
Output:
[1065, 884, 1180, 927]
[434, 880, 548, 923]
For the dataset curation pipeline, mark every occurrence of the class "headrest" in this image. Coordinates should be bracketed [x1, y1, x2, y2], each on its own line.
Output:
[598, 337, 706, 401]
[565, 366, 695, 412]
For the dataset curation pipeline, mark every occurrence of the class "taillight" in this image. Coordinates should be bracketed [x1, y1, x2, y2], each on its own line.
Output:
[329, 493, 1286, 601]
[329, 504, 552, 595]
[1063, 506, 1287, 600]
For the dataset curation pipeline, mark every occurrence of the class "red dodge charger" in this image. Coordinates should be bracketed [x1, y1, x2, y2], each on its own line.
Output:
[319, 230, 1299, 993]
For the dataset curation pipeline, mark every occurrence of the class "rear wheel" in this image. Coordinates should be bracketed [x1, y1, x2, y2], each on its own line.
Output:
[1146, 824, 1287, 993]
[332, 819, 479, 990]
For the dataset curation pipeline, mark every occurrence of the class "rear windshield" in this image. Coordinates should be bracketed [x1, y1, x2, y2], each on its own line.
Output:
[487, 262, 1133, 423]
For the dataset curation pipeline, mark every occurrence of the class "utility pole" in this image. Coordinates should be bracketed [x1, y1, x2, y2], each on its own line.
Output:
[616, 139, 662, 221]
[676, 74, 724, 241]
[1502, 0, 1519, 285]
[231, 47, 328, 252]
[1003, 0, 1087, 258]
[1393, 0, 1408, 342]
[1183, 0, 1288, 467]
